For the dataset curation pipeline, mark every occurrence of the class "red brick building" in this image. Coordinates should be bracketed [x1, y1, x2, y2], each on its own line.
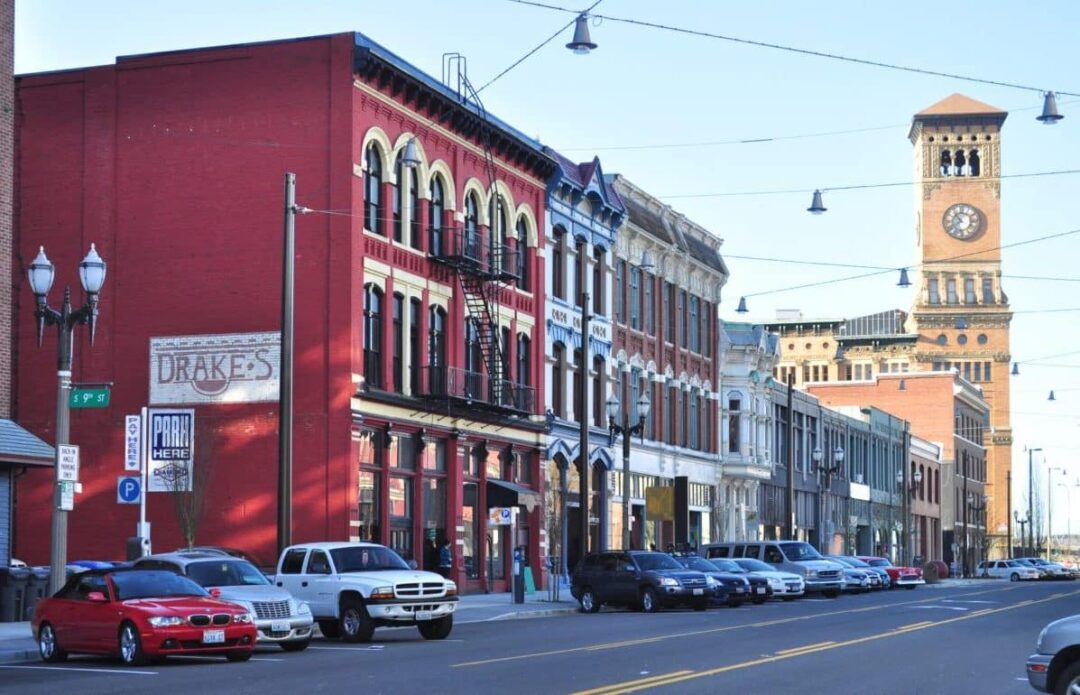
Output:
[13, 32, 553, 592]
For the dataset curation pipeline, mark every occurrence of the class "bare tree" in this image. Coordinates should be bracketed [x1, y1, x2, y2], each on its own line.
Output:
[167, 418, 215, 550]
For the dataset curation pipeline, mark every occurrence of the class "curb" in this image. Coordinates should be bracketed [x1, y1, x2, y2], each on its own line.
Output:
[472, 607, 580, 622]
[0, 648, 38, 665]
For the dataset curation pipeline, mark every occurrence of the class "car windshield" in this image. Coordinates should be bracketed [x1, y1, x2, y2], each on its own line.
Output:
[840, 556, 872, 568]
[867, 558, 891, 567]
[734, 558, 774, 573]
[708, 559, 745, 573]
[678, 557, 717, 572]
[634, 553, 684, 572]
[186, 560, 270, 587]
[112, 570, 209, 600]
[330, 546, 410, 572]
[828, 557, 855, 567]
[779, 542, 823, 561]
[1007, 560, 1025, 567]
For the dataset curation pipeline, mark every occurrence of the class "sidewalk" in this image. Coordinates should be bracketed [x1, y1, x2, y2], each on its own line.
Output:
[0, 591, 579, 665]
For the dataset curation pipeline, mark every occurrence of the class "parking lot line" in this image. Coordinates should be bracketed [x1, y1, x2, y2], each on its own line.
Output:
[0, 664, 157, 676]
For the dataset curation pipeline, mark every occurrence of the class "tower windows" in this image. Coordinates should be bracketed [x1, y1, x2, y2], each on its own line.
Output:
[969, 149, 981, 176]
[927, 278, 940, 305]
[964, 278, 976, 304]
[954, 150, 967, 177]
[981, 277, 994, 304]
[946, 278, 958, 304]
[939, 150, 952, 177]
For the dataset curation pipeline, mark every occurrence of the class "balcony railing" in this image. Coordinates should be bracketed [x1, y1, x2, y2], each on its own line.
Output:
[422, 366, 534, 415]
[428, 226, 518, 282]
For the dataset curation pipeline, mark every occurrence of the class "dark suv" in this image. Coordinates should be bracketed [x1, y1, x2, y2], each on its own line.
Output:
[571, 551, 710, 613]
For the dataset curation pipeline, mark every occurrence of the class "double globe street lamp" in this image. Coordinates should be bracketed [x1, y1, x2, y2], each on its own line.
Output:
[607, 391, 651, 551]
[896, 466, 923, 566]
[813, 446, 844, 554]
[27, 244, 108, 594]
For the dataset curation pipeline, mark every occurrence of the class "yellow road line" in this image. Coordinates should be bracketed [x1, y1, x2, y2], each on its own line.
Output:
[573, 670, 694, 695]
[895, 621, 934, 631]
[775, 641, 835, 655]
[573, 588, 1080, 695]
[584, 637, 666, 651]
[452, 584, 1022, 668]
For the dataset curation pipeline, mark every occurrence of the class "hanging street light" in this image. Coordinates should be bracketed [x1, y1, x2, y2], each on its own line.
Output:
[402, 138, 422, 168]
[566, 14, 598, 54]
[897, 268, 911, 287]
[807, 189, 827, 214]
[736, 296, 748, 313]
[1037, 92, 1064, 124]
[1011, 362, 1020, 376]
[1048, 390, 1056, 401]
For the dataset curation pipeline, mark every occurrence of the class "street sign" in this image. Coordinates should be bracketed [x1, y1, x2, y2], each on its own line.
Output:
[147, 408, 195, 492]
[489, 507, 513, 526]
[57, 481, 75, 511]
[117, 476, 142, 504]
[124, 415, 142, 471]
[70, 386, 111, 409]
[57, 444, 80, 482]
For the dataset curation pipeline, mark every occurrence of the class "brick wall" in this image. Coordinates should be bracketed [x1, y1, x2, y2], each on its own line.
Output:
[0, 0, 14, 419]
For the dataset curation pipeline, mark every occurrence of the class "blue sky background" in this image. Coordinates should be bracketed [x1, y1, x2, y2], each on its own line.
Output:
[14, 1, 1080, 536]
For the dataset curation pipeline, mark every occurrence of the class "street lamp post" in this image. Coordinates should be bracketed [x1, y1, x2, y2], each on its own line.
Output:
[813, 446, 844, 554]
[896, 465, 923, 566]
[1027, 447, 1041, 559]
[28, 244, 108, 595]
[1047, 466, 1065, 561]
[607, 392, 651, 550]
[968, 492, 987, 570]
[1014, 511, 1028, 558]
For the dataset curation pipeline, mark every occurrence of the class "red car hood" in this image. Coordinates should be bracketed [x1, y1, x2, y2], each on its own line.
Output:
[122, 596, 245, 615]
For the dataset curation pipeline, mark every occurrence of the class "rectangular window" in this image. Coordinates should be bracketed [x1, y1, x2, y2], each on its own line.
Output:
[593, 248, 604, 316]
[614, 260, 624, 323]
[392, 294, 404, 393]
[821, 366, 829, 382]
[963, 362, 971, 381]
[421, 440, 446, 471]
[629, 266, 641, 330]
[644, 273, 654, 333]
[644, 381, 655, 441]
[973, 362, 982, 382]
[676, 290, 686, 348]
[802, 364, 810, 383]
[409, 299, 421, 395]
[665, 282, 675, 340]
[946, 278, 958, 304]
[358, 470, 381, 543]
[463, 482, 479, 579]
[982, 278, 994, 304]
[728, 399, 740, 454]
[552, 345, 565, 418]
[666, 386, 675, 445]
[928, 279, 940, 305]
[689, 392, 699, 450]
[689, 296, 699, 352]
[984, 362, 991, 381]
[964, 278, 976, 304]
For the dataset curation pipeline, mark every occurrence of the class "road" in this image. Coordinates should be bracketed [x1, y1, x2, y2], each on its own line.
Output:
[2, 581, 1077, 694]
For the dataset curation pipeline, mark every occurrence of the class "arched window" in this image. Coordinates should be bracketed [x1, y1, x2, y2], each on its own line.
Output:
[919, 464, 926, 501]
[464, 318, 483, 399]
[363, 284, 383, 388]
[689, 388, 699, 450]
[552, 227, 566, 300]
[939, 150, 952, 178]
[572, 348, 583, 422]
[428, 307, 447, 394]
[392, 293, 404, 393]
[408, 166, 420, 249]
[515, 218, 530, 291]
[954, 150, 967, 177]
[391, 151, 403, 242]
[592, 247, 604, 316]
[364, 145, 383, 234]
[592, 356, 605, 427]
[727, 394, 741, 454]
[429, 177, 445, 256]
[517, 334, 530, 386]
[552, 343, 565, 418]
[689, 296, 700, 352]
[491, 196, 509, 275]
[969, 149, 981, 177]
[464, 193, 480, 262]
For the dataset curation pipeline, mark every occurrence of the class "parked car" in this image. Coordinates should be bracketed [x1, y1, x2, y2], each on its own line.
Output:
[856, 556, 925, 588]
[135, 552, 314, 651]
[1018, 558, 1075, 580]
[732, 558, 806, 600]
[1014, 558, 1053, 579]
[273, 542, 457, 642]
[978, 559, 1042, 581]
[572, 551, 710, 613]
[703, 541, 845, 598]
[826, 557, 878, 593]
[1026, 613, 1080, 694]
[32, 568, 256, 665]
[671, 556, 756, 606]
[830, 555, 891, 589]
[9, 558, 28, 568]
[178, 547, 267, 572]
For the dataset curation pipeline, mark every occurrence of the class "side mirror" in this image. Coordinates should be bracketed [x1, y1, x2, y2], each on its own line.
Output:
[408, 559, 418, 570]
[209, 587, 222, 598]
[87, 591, 107, 603]
[623, 564, 635, 573]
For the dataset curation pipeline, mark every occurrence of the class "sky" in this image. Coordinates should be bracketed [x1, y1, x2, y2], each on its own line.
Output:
[13, 1, 1080, 537]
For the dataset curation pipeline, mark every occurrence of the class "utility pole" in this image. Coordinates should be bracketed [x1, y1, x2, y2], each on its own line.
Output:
[278, 173, 296, 556]
[785, 372, 795, 540]
[1006, 470, 1012, 558]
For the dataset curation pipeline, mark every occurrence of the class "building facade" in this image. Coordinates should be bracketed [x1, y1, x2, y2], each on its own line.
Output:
[808, 372, 989, 574]
[608, 175, 727, 552]
[542, 151, 625, 575]
[13, 33, 555, 593]
[910, 434, 943, 563]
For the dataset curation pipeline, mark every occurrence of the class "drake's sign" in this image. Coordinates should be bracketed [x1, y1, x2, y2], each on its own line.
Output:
[150, 332, 280, 405]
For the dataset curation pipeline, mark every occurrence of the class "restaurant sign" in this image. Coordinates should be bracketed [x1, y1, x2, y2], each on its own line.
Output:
[150, 331, 280, 405]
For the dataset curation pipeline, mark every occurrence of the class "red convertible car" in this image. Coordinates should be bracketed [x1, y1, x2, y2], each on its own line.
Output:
[32, 568, 257, 665]
[856, 556, 925, 589]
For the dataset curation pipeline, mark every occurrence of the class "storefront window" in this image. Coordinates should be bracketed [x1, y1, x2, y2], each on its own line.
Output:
[463, 482, 479, 579]
[421, 440, 446, 471]
[422, 477, 446, 572]
[389, 476, 413, 559]
[358, 469, 381, 542]
[485, 448, 502, 479]
[390, 434, 415, 470]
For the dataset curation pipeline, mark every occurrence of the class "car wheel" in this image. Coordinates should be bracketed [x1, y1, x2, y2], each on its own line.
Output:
[118, 622, 147, 667]
[280, 638, 311, 652]
[1010, 573, 1020, 582]
[823, 590, 840, 599]
[226, 651, 253, 662]
[692, 599, 708, 611]
[317, 619, 341, 639]
[640, 587, 661, 613]
[339, 598, 375, 643]
[417, 615, 453, 640]
[579, 587, 600, 614]
[37, 623, 67, 663]
[727, 597, 744, 608]
[752, 596, 767, 605]
[904, 585, 916, 590]
[782, 596, 796, 602]
[1053, 659, 1080, 695]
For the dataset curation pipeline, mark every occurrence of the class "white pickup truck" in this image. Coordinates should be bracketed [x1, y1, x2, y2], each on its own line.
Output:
[273, 542, 458, 642]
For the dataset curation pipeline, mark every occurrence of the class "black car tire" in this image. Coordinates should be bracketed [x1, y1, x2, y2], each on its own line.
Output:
[640, 587, 661, 613]
[727, 596, 744, 608]
[823, 590, 840, 598]
[692, 599, 708, 611]
[782, 596, 796, 602]
[226, 651, 253, 662]
[318, 619, 340, 639]
[579, 587, 601, 614]
[1054, 660, 1080, 695]
[752, 596, 767, 605]
[904, 585, 916, 590]
[280, 638, 311, 652]
[118, 621, 147, 667]
[339, 598, 375, 643]
[417, 615, 453, 640]
[37, 623, 67, 663]
[1010, 573, 1020, 582]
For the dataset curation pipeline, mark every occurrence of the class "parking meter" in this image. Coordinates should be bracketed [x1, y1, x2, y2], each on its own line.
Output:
[512, 546, 525, 604]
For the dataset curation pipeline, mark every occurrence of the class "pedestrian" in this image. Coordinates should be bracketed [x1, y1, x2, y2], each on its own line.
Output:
[438, 538, 453, 579]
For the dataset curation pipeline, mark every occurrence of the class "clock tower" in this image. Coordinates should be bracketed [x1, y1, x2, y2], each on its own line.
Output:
[908, 93, 1012, 558]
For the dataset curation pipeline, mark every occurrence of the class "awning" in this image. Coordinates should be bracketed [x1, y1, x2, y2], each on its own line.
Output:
[0, 419, 54, 467]
[487, 479, 541, 512]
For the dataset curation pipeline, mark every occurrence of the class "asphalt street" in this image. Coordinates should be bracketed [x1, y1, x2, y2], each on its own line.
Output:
[2, 581, 1077, 695]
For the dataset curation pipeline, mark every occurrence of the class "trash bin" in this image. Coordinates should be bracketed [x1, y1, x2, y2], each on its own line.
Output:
[22, 567, 51, 621]
[0, 566, 30, 623]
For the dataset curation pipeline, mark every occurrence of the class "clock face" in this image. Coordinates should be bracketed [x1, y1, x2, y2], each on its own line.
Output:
[942, 203, 983, 240]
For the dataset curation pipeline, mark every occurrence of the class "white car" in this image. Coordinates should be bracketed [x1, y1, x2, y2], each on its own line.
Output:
[733, 558, 806, 600]
[1018, 558, 1075, 580]
[979, 560, 1041, 581]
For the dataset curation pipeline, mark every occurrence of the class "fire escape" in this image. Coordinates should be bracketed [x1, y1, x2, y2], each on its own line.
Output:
[425, 55, 534, 417]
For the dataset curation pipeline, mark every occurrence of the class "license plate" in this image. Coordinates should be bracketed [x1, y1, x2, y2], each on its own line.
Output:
[755, 587, 766, 594]
[415, 610, 433, 621]
[736, 587, 745, 593]
[692, 588, 704, 596]
[271, 620, 290, 633]
[202, 630, 225, 644]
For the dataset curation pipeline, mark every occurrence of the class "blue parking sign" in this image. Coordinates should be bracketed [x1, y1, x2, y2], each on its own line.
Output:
[117, 476, 141, 504]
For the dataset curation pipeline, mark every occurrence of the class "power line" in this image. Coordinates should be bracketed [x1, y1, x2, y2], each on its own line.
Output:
[506, 1, 1080, 97]
[725, 254, 1080, 283]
